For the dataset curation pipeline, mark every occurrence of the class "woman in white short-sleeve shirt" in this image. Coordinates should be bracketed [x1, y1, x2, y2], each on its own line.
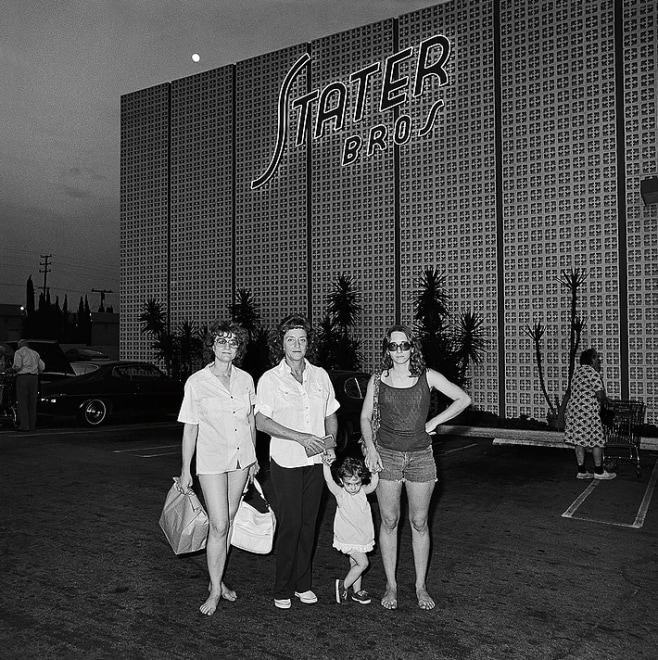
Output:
[178, 320, 258, 616]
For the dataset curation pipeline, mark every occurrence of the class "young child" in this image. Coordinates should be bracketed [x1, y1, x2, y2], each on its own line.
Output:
[322, 455, 379, 604]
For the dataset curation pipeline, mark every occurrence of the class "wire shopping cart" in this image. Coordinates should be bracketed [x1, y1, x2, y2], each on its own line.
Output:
[0, 370, 18, 429]
[601, 398, 646, 478]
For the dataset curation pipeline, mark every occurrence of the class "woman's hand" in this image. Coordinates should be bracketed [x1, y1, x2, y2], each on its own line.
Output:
[364, 445, 383, 473]
[425, 421, 437, 435]
[322, 448, 336, 465]
[248, 461, 260, 483]
[178, 470, 193, 492]
[300, 434, 326, 456]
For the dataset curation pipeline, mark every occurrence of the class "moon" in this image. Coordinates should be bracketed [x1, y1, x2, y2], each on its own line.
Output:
[192, 53, 200, 62]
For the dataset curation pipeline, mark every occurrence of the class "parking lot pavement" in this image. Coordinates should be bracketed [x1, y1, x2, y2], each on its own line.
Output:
[1, 423, 658, 659]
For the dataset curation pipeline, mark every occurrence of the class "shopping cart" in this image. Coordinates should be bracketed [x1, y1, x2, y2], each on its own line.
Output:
[0, 370, 18, 428]
[601, 398, 646, 477]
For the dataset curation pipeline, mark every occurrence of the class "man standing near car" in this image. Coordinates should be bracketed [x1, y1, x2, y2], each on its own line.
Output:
[13, 339, 45, 431]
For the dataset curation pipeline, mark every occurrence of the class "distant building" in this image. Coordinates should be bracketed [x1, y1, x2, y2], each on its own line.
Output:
[0, 304, 26, 341]
[121, 1, 658, 424]
[90, 312, 119, 355]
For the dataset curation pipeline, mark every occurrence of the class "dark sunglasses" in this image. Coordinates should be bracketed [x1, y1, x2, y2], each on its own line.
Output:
[387, 341, 411, 351]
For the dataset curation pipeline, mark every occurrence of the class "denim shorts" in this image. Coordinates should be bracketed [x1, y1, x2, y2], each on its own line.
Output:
[376, 444, 437, 483]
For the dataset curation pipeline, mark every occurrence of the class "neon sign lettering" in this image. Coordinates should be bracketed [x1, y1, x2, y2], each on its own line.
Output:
[251, 34, 451, 190]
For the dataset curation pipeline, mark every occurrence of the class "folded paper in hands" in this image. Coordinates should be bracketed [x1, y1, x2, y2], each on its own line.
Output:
[305, 434, 337, 457]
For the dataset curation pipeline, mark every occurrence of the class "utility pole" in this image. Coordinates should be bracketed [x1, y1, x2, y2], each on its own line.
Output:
[39, 254, 52, 298]
[92, 288, 113, 312]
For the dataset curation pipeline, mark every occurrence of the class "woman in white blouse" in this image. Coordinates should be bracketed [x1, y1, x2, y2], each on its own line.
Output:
[178, 320, 258, 616]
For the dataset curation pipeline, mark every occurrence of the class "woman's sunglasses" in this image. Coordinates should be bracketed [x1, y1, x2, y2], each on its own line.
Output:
[387, 341, 411, 352]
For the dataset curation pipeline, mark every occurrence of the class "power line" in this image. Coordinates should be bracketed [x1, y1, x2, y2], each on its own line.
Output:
[39, 254, 52, 297]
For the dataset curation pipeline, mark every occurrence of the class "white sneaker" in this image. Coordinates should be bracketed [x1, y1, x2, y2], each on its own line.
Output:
[577, 472, 594, 480]
[594, 470, 616, 480]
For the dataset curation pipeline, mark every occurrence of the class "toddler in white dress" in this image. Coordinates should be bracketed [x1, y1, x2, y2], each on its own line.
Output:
[322, 455, 379, 604]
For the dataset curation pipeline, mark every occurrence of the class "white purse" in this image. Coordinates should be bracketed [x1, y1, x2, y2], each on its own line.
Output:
[230, 478, 276, 554]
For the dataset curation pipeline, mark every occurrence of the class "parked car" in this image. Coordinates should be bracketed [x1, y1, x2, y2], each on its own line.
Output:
[65, 348, 110, 362]
[69, 361, 103, 376]
[38, 361, 183, 426]
[5, 339, 76, 382]
[327, 370, 371, 453]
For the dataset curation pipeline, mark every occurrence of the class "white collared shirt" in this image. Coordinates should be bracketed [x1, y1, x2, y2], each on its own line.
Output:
[178, 364, 256, 474]
[255, 359, 340, 467]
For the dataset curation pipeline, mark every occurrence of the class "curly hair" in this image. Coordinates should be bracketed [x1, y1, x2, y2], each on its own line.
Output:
[379, 324, 427, 376]
[269, 313, 316, 363]
[205, 320, 249, 365]
[580, 348, 599, 366]
[335, 455, 368, 483]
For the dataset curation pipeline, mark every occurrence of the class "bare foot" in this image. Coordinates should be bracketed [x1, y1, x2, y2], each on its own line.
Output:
[199, 592, 221, 616]
[206, 581, 238, 602]
[381, 586, 398, 610]
[416, 587, 435, 610]
[221, 582, 237, 602]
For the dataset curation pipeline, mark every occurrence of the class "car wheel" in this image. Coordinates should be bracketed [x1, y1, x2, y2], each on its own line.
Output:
[335, 421, 353, 453]
[80, 399, 111, 426]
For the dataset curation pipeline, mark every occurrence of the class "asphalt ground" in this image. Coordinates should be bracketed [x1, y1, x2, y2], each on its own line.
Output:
[1, 418, 658, 660]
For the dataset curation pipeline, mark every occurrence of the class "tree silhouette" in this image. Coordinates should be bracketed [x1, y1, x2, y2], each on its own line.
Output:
[317, 275, 362, 370]
[413, 266, 485, 390]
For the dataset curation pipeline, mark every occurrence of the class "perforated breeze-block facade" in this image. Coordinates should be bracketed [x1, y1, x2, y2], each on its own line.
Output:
[120, 0, 658, 424]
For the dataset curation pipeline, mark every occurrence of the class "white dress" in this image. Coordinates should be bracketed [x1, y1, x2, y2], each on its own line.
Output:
[333, 489, 375, 554]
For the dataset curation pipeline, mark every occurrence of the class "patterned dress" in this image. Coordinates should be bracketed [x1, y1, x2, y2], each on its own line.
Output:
[564, 365, 604, 448]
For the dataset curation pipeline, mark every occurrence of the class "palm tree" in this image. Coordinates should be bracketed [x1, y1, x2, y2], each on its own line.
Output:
[319, 275, 362, 370]
[413, 267, 485, 388]
[414, 267, 449, 337]
[452, 311, 486, 383]
[177, 321, 204, 382]
[327, 274, 361, 334]
[229, 289, 260, 336]
[139, 299, 166, 337]
[524, 267, 587, 429]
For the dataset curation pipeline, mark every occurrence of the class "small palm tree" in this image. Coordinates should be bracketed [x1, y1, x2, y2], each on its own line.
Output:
[177, 321, 204, 382]
[524, 267, 587, 429]
[327, 275, 361, 335]
[229, 289, 260, 337]
[451, 311, 486, 383]
[413, 267, 485, 389]
[139, 299, 166, 337]
[320, 275, 362, 370]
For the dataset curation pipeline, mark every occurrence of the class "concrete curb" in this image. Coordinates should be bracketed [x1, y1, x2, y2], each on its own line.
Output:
[437, 425, 658, 451]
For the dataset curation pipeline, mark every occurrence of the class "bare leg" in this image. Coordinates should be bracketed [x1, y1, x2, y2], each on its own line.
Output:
[376, 480, 403, 609]
[406, 480, 436, 610]
[350, 557, 362, 593]
[575, 446, 586, 468]
[198, 469, 249, 615]
[592, 446, 603, 468]
[343, 552, 368, 591]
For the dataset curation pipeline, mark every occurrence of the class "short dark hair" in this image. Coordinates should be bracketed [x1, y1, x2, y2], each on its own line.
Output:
[580, 348, 599, 366]
[335, 456, 368, 482]
[205, 320, 249, 364]
[379, 324, 427, 376]
[270, 313, 315, 363]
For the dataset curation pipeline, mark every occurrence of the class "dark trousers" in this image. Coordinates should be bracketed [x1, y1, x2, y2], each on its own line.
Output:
[16, 374, 38, 431]
[270, 460, 324, 599]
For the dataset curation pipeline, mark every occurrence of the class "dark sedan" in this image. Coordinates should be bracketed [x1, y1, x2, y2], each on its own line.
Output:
[328, 370, 371, 452]
[38, 361, 183, 426]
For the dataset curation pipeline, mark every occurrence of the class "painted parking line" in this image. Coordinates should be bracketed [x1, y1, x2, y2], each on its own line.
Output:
[113, 444, 179, 453]
[436, 442, 479, 456]
[561, 459, 658, 529]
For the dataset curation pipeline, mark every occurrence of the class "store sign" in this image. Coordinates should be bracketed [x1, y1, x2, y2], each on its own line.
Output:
[251, 34, 451, 189]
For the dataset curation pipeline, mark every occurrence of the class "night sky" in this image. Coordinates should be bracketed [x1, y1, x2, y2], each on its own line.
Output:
[1, 0, 441, 311]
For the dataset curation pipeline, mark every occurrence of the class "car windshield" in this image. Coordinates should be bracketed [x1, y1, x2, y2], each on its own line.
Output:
[342, 375, 369, 399]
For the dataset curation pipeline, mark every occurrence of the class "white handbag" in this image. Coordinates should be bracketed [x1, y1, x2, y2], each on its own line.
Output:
[230, 478, 276, 554]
